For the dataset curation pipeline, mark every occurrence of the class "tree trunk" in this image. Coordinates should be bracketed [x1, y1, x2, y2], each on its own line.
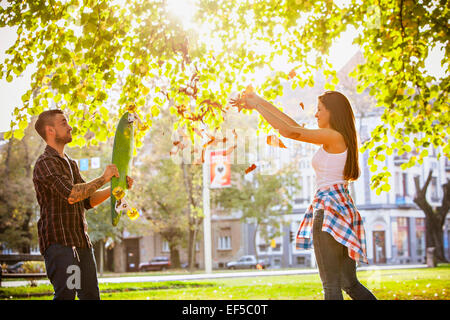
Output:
[187, 226, 195, 271]
[169, 242, 181, 268]
[425, 217, 434, 248]
[20, 210, 33, 253]
[413, 170, 449, 263]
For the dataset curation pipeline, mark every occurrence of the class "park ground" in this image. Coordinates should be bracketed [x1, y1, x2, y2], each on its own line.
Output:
[1, 264, 449, 300]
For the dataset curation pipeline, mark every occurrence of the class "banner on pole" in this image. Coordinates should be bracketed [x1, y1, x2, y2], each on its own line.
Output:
[79, 158, 89, 171]
[91, 157, 100, 169]
[210, 150, 231, 189]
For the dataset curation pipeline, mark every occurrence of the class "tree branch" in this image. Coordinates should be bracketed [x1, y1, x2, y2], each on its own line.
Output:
[438, 179, 450, 226]
[413, 170, 435, 222]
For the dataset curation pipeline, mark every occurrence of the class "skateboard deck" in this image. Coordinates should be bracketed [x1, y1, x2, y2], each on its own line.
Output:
[110, 112, 135, 226]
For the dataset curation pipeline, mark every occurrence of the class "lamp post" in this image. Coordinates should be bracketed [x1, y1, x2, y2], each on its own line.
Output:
[202, 149, 212, 274]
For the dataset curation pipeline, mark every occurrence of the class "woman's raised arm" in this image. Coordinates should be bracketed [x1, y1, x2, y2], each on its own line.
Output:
[232, 92, 340, 146]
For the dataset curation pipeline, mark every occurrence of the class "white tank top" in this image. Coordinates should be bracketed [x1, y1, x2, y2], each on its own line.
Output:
[311, 146, 348, 190]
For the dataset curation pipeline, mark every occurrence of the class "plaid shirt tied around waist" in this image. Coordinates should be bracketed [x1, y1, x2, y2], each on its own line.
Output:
[33, 145, 93, 255]
[296, 183, 369, 264]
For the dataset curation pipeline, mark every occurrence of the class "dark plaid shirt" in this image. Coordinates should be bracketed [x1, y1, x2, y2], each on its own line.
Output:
[33, 145, 93, 255]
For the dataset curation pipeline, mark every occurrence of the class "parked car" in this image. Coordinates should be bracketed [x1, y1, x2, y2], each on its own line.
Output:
[226, 255, 269, 270]
[5, 262, 24, 273]
[139, 256, 171, 272]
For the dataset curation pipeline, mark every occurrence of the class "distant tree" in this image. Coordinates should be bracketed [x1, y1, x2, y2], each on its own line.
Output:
[413, 170, 449, 263]
[133, 108, 191, 269]
[0, 119, 43, 253]
[215, 163, 301, 261]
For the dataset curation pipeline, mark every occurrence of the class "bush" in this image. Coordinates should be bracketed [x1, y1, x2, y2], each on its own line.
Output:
[22, 261, 46, 274]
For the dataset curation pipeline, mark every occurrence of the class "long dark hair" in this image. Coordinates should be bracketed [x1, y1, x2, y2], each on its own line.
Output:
[318, 91, 360, 181]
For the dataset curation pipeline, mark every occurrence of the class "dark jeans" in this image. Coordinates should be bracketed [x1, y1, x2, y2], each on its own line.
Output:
[313, 209, 377, 300]
[44, 243, 100, 300]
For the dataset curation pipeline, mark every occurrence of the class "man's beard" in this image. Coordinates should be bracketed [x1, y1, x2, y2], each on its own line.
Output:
[55, 132, 72, 144]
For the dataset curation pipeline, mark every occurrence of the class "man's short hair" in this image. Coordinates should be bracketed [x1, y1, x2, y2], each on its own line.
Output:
[34, 109, 64, 141]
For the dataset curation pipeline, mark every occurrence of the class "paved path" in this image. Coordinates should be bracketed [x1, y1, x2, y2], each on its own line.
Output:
[2, 264, 428, 288]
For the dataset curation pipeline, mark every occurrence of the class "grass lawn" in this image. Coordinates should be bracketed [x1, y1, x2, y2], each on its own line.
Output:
[1, 264, 449, 300]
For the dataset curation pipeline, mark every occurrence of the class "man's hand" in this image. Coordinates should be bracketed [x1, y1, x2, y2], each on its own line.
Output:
[126, 176, 134, 189]
[102, 164, 119, 182]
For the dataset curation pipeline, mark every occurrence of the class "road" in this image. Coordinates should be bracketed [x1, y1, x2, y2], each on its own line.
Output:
[1, 264, 428, 288]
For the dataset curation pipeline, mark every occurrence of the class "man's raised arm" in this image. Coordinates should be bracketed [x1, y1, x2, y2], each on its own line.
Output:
[67, 164, 118, 205]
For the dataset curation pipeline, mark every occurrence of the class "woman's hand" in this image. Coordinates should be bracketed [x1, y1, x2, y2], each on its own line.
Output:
[230, 91, 260, 111]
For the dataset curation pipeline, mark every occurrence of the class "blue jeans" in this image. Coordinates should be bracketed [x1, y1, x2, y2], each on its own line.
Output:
[313, 209, 377, 300]
[44, 243, 100, 300]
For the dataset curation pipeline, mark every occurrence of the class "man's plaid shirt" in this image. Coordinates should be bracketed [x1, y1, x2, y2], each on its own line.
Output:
[296, 183, 369, 264]
[33, 145, 93, 255]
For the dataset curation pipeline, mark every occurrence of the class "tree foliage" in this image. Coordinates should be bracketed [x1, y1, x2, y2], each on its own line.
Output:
[1, 0, 448, 194]
[215, 163, 301, 260]
[0, 121, 44, 252]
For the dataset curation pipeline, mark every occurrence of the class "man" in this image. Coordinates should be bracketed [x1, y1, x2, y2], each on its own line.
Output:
[32, 109, 133, 300]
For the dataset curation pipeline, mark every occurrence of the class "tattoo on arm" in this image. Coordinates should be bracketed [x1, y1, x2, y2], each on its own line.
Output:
[68, 176, 106, 204]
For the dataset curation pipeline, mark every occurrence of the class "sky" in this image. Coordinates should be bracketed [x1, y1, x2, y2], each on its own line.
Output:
[0, 1, 446, 133]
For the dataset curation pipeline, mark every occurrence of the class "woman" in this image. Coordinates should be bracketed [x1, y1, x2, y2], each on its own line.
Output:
[232, 90, 377, 300]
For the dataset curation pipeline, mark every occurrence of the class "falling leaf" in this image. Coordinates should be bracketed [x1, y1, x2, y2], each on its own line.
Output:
[126, 208, 140, 220]
[201, 148, 206, 163]
[299, 101, 304, 110]
[224, 145, 237, 155]
[245, 163, 257, 174]
[127, 104, 137, 113]
[204, 136, 216, 148]
[138, 123, 149, 131]
[193, 127, 204, 138]
[169, 146, 178, 156]
[288, 69, 296, 79]
[112, 186, 125, 200]
[267, 135, 287, 148]
[203, 136, 227, 149]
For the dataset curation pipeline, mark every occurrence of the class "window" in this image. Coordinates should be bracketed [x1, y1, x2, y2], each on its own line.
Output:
[402, 173, 408, 196]
[272, 244, 281, 252]
[395, 172, 401, 197]
[394, 217, 410, 257]
[296, 256, 306, 265]
[415, 218, 425, 258]
[162, 240, 170, 253]
[273, 258, 281, 267]
[430, 177, 438, 201]
[218, 236, 231, 250]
